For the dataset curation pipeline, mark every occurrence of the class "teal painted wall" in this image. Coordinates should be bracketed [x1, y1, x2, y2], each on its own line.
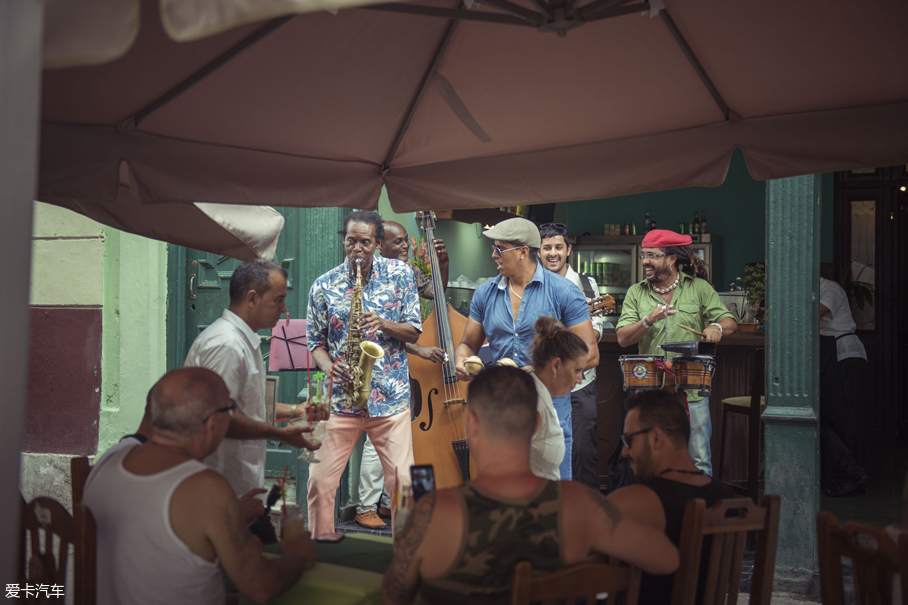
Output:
[562, 150, 834, 289]
[381, 153, 834, 290]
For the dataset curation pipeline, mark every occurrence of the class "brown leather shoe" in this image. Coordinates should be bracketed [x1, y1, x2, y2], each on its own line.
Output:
[355, 511, 386, 529]
[378, 506, 392, 518]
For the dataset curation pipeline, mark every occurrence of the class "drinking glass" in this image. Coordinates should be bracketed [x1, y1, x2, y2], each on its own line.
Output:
[281, 504, 306, 542]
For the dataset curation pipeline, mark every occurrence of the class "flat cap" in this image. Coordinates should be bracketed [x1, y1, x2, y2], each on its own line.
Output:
[641, 229, 692, 248]
[482, 217, 541, 249]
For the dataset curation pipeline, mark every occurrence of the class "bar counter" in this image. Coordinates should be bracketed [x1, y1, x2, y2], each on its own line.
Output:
[594, 328, 765, 487]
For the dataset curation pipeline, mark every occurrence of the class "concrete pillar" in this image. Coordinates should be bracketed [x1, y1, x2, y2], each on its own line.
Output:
[0, 0, 44, 583]
[762, 174, 821, 592]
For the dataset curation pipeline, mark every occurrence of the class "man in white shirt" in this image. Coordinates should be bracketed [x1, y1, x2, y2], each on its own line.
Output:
[538, 223, 603, 489]
[185, 259, 320, 543]
[819, 276, 869, 497]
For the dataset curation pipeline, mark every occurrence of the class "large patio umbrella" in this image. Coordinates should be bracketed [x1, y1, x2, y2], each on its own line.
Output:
[39, 0, 908, 229]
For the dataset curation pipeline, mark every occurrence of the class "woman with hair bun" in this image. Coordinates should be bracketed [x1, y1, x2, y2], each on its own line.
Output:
[528, 317, 589, 480]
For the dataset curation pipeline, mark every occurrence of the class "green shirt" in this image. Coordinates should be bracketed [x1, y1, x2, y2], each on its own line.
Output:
[616, 273, 733, 401]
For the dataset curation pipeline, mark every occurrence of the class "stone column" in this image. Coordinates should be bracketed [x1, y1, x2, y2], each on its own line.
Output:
[762, 174, 821, 592]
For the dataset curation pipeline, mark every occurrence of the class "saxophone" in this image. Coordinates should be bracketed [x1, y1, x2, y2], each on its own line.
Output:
[344, 259, 385, 409]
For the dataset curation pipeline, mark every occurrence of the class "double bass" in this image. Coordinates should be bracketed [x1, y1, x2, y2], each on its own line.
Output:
[408, 211, 475, 489]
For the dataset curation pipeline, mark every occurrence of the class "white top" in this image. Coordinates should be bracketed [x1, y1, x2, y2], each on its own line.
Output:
[819, 278, 867, 361]
[185, 309, 267, 497]
[564, 264, 603, 391]
[530, 373, 566, 481]
[83, 446, 225, 605]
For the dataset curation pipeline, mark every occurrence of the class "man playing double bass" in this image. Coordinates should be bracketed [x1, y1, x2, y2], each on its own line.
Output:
[306, 211, 422, 539]
[615, 229, 736, 477]
[355, 220, 449, 529]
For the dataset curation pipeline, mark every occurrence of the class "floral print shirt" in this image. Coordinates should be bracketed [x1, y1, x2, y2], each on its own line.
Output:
[307, 255, 421, 417]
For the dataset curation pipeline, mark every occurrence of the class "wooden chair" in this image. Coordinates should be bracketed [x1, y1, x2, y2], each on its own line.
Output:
[718, 347, 765, 503]
[20, 496, 96, 605]
[510, 559, 641, 605]
[71, 456, 91, 508]
[817, 511, 908, 605]
[671, 495, 780, 605]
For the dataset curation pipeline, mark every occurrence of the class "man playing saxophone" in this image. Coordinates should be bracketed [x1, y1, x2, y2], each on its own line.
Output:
[306, 211, 422, 539]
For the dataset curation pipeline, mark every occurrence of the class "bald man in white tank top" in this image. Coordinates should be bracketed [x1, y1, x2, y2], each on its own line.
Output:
[84, 368, 316, 605]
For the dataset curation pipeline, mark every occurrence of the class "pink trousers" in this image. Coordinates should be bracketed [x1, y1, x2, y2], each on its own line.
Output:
[306, 410, 414, 538]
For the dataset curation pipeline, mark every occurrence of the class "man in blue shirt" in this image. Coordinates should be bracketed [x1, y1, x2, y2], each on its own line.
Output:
[454, 217, 599, 479]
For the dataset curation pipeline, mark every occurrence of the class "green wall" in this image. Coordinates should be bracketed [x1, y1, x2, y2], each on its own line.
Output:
[563, 150, 834, 289]
[100, 227, 168, 454]
[381, 153, 834, 291]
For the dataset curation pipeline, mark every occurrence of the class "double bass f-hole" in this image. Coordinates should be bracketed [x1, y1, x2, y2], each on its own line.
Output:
[419, 388, 439, 432]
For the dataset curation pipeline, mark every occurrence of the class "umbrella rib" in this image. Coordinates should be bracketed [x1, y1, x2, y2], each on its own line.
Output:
[580, 2, 647, 22]
[363, 3, 532, 26]
[477, 0, 545, 25]
[659, 8, 733, 121]
[575, 0, 632, 20]
[382, 8, 462, 173]
[132, 16, 295, 127]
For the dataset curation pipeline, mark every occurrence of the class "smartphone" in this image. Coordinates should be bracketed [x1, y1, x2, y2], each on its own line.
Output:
[410, 464, 436, 502]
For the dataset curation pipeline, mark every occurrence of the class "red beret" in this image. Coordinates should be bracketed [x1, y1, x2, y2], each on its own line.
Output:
[641, 229, 692, 248]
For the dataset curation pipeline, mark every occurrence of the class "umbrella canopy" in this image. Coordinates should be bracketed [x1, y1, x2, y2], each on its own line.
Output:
[40, 0, 908, 220]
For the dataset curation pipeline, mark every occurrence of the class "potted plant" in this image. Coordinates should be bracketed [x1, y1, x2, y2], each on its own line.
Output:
[740, 263, 765, 331]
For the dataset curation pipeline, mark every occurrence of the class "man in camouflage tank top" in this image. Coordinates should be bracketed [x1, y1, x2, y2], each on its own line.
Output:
[382, 366, 679, 604]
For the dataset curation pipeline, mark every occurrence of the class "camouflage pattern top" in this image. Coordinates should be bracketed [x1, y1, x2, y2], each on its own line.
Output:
[418, 480, 566, 605]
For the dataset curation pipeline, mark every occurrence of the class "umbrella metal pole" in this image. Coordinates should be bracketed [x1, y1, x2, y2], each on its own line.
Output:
[0, 0, 43, 586]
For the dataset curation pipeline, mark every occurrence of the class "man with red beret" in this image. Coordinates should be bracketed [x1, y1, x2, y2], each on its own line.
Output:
[615, 229, 737, 476]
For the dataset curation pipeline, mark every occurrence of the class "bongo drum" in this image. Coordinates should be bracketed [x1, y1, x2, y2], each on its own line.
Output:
[619, 355, 665, 390]
[672, 355, 717, 392]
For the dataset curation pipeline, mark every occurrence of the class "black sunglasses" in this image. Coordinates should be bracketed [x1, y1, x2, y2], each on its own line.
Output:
[620, 427, 653, 449]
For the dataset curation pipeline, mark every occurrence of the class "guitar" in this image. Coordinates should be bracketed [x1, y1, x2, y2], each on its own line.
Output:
[588, 294, 616, 317]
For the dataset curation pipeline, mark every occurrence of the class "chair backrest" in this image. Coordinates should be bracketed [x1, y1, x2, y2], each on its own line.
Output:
[71, 456, 91, 508]
[671, 495, 780, 605]
[20, 496, 96, 605]
[817, 511, 907, 605]
[510, 559, 641, 605]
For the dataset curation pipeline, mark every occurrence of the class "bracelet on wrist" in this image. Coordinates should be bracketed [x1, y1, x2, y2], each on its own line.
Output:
[291, 404, 298, 416]
[641, 316, 651, 330]
[709, 322, 723, 335]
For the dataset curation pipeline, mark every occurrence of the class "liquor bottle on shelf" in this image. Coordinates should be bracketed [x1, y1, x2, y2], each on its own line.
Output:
[650, 215, 657, 230]
[678, 222, 685, 234]
[644, 213, 651, 232]
[687, 221, 693, 234]
[700, 211, 708, 234]
[693, 211, 700, 234]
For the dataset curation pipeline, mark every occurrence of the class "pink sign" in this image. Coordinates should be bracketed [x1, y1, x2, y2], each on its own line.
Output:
[269, 320, 315, 371]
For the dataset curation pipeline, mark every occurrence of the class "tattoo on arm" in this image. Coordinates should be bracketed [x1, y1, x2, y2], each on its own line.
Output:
[384, 493, 436, 603]
[592, 490, 624, 535]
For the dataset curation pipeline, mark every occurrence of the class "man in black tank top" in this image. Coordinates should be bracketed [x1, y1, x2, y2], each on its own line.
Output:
[382, 367, 680, 605]
[608, 390, 735, 605]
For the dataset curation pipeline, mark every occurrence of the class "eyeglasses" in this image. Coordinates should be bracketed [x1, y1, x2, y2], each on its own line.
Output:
[639, 252, 667, 260]
[620, 427, 653, 449]
[491, 244, 524, 257]
[202, 405, 236, 424]
[539, 223, 567, 230]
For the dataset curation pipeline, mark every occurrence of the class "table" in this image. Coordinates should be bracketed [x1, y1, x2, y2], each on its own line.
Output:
[239, 533, 393, 605]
